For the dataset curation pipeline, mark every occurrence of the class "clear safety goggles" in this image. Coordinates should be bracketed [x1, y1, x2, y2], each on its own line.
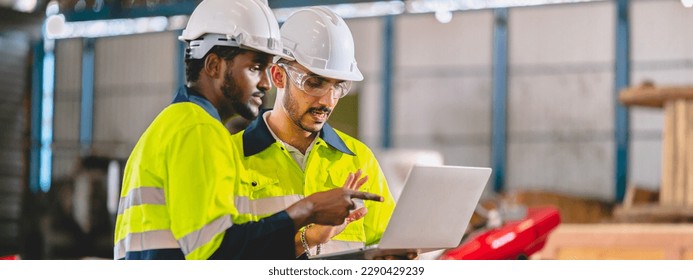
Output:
[276, 63, 352, 99]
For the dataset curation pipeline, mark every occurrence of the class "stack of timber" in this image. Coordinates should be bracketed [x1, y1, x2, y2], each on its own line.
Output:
[617, 84, 693, 222]
[535, 224, 693, 259]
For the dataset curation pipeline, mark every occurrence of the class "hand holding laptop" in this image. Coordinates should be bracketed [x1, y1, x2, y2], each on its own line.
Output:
[300, 170, 370, 253]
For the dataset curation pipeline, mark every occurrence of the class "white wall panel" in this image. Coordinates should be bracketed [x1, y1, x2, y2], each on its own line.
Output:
[508, 142, 613, 199]
[396, 11, 494, 68]
[510, 2, 614, 65]
[632, 0, 693, 62]
[93, 32, 176, 159]
[392, 10, 494, 167]
[507, 1, 615, 200]
[53, 39, 82, 179]
[348, 17, 383, 148]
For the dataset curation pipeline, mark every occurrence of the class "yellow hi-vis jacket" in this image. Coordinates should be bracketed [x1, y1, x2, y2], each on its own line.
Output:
[230, 110, 395, 253]
[114, 87, 295, 260]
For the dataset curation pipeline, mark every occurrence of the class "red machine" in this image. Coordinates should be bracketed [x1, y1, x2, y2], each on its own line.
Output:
[439, 206, 560, 260]
[0, 255, 18, 260]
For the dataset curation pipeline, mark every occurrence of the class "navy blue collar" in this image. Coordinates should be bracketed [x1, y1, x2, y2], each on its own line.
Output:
[171, 86, 221, 122]
[242, 109, 355, 157]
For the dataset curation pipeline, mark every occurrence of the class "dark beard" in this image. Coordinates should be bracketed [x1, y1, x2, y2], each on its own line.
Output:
[221, 70, 258, 121]
[283, 89, 331, 133]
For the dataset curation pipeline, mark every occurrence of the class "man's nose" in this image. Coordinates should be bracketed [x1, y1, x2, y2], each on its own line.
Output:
[258, 71, 271, 91]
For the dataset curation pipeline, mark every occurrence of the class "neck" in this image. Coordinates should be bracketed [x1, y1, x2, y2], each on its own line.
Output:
[187, 82, 235, 123]
[267, 109, 317, 154]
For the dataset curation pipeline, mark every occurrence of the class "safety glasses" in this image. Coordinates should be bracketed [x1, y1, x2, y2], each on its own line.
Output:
[276, 63, 352, 99]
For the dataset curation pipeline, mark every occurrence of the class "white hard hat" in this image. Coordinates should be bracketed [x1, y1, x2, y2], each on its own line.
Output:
[280, 7, 363, 81]
[179, 0, 290, 60]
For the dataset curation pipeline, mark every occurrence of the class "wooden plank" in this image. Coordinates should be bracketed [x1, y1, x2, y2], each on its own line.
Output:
[537, 224, 693, 260]
[688, 101, 693, 207]
[612, 203, 693, 222]
[661, 101, 675, 205]
[674, 100, 687, 206]
[620, 86, 693, 108]
[557, 247, 666, 260]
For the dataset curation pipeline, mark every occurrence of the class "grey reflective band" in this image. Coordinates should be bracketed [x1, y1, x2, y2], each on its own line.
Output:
[234, 194, 304, 216]
[117, 186, 165, 215]
[178, 214, 233, 256]
[113, 229, 179, 260]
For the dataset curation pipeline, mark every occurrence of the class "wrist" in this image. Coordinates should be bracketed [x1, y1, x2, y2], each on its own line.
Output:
[300, 224, 321, 257]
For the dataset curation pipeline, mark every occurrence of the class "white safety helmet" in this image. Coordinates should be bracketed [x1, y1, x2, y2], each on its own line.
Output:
[179, 0, 290, 60]
[280, 7, 363, 81]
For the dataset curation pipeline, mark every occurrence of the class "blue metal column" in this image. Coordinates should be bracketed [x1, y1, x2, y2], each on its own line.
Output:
[39, 39, 56, 192]
[614, 0, 630, 202]
[29, 41, 45, 193]
[491, 8, 509, 193]
[80, 38, 95, 155]
[381, 15, 394, 149]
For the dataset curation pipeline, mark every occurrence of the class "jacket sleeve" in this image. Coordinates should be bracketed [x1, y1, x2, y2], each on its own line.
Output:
[211, 211, 296, 259]
[166, 123, 296, 259]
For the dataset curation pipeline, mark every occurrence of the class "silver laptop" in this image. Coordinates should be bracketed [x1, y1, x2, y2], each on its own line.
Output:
[310, 164, 491, 260]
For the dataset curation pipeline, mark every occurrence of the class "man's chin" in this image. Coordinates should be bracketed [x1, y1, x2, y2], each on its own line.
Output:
[236, 105, 260, 120]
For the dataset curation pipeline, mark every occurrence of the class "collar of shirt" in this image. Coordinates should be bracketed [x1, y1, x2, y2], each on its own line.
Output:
[262, 111, 317, 170]
[171, 86, 221, 122]
[241, 108, 355, 157]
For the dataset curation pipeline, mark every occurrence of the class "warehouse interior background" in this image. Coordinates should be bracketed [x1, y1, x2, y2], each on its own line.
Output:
[2, 0, 693, 260]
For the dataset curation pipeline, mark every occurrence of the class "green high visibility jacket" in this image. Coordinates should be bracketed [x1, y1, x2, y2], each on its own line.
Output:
[114, 87, 295, 260]
[230, 109, 395, 253]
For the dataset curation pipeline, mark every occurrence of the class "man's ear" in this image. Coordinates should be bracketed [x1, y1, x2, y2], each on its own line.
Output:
[203, 53, 223, 79]
[270, 64, 286, 89]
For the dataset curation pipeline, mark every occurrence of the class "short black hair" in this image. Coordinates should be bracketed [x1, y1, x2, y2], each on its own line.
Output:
[184, 46, 245, 83]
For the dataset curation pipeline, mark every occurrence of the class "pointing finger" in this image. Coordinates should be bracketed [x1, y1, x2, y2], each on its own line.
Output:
[348, 190, 383, 202]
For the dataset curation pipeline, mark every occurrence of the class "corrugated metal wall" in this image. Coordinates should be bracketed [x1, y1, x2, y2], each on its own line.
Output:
[52, 32, 176, 181]
[506, 2, 615, 199]
[92, 32, 176, 160]
[0, 32, 29, 256]
[395, 11, 494, 169]
[53, 39, 82, 180]
[354, 10, 494, 169]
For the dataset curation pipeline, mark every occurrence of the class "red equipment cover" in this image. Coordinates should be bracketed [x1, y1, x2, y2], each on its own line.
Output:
[439, 206, 561, 260]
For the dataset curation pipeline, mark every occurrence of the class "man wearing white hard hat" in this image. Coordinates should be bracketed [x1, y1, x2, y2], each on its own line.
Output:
[114, 0, 383, 260]
[230, 7, 395, 258]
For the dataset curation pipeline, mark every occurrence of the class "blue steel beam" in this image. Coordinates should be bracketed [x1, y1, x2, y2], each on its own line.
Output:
[381, 15, 394, 149]
[614, 0, 630, 202]
[80, 38, 95, 155]
[491, 8, 508, 193]
[64, 1, 198, 22]
[64, 0, 390, 21]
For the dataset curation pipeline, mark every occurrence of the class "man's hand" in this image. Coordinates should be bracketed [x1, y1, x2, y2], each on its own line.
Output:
[309, 169, 369, 244]
[286, 170, 382, 229]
